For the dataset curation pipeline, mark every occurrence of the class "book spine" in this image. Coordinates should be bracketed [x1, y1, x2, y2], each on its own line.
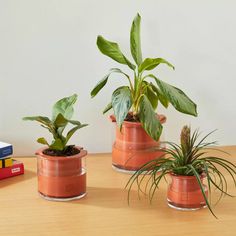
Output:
[0, 146, 13, 158]
[0, 162, 24, 180]
[0, 158, 13, 168]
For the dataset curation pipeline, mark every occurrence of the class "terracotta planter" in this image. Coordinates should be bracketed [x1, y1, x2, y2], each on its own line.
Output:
[110, 114, 166, 172]
[167, 173, 208, 210]
[36, 147, 87, 201]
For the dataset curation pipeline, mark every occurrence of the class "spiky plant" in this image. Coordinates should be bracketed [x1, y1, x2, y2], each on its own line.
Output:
[126, 125, 236, 218]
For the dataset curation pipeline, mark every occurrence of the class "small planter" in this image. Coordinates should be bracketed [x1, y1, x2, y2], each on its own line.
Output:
[126, 125, 236, 218]
[167, 173, 208, 210]
[110, 114, 166, 173]
[36, 147, 87, 201]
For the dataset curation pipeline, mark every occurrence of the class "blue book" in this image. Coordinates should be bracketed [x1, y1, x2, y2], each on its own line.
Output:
[0, 142, 13, 159]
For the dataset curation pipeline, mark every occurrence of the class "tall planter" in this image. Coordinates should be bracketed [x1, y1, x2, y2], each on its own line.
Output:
[167, 173, 208, 210]
[111, 114, 166, 172]
[36, 147, 87, 201]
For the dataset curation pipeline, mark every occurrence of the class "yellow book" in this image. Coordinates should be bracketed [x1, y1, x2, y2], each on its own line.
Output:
[0, 158, 13, 168]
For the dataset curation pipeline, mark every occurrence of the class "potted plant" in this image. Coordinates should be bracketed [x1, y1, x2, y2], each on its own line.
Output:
[91, 13, 198, 172]
[126, 125, 236, 218]
[23, 94, 88, 201]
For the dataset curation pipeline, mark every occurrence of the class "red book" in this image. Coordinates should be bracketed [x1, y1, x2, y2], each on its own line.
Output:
[0, 160, 24, 180]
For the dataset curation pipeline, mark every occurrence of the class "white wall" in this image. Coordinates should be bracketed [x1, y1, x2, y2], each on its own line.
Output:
[0, 0, 235, 156]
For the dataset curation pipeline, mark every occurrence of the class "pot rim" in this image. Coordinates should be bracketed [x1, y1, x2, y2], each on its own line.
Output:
[35, 146, 87, 160]
[110, 114, 166, 127]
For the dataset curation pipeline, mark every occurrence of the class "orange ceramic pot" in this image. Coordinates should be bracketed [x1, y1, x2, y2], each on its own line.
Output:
[167, 173, 208, 210]
[110, 114, 166, 172]
[36, 147, 87, 201]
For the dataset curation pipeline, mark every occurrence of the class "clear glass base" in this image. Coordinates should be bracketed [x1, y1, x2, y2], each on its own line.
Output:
[38, 192, 87, 202]
[112, 164, 137, 174]
[167, 199, 207, 211]
[112, 164, 162, 175]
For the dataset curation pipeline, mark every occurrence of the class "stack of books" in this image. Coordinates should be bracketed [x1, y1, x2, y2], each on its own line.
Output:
[0, 142, 24, 180]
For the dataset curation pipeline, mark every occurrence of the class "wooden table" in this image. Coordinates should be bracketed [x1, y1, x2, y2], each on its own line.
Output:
[0, 146, 236, 236]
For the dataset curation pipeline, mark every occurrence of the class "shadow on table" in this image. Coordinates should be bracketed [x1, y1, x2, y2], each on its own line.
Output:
[69, 185, 236, 219]
[0, 169, 36, 188]
[70, 186, 136, 209]
[69, 186, 166, 210]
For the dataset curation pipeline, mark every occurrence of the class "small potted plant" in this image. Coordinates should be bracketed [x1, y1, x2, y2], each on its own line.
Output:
[91, 13, 198, 172]
[126, 125, 236, 218]
[23, 94, 88, 201]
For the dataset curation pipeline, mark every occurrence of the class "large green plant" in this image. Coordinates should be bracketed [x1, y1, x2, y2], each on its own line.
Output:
[91, 13, 197, 141]
[126, 125, 236, 218]
[23, 94, 88, 155]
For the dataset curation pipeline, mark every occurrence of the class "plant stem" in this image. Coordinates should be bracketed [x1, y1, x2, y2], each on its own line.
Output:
[127, 76, 134, 94]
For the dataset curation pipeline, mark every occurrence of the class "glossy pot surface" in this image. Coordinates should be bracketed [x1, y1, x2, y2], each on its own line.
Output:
[167, 173, 208, 210]
[111, 114, 166, 171]
[36, 147, 87, 201]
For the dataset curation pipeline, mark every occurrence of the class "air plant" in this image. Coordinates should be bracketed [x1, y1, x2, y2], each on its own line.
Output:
[126, 125, 236, 218]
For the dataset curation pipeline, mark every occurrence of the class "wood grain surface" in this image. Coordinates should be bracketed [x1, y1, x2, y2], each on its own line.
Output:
[0, 146, 235, 236]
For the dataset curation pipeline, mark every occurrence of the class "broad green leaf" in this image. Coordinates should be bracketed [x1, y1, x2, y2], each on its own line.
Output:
[139, 95, 163, 141]
[150, 84, 169, 108]
[65, 124, 88, 145]
[130, 13, 142, 66]
[67, 120, 82, 126]
[103, 102, 112, 114]
[112, 86, 132, 128]
[40, 125, 51, 132]
[52, 94, 77, 121]
[56, 127, 64, 138]
[68, 120, 81, 125]
[53, 113, 68, 137]
[91, 72, 111, 98]
[54, 113, 68, 128]
[138, 58, 175, 73]
[23, 94, 87, 152]
[148, 74, 197, 116]
[50, 138, 64, 151]
[91, 68, 130, 98]
[97, 35, 135, 70]
[23, 116, 52, 127]
[146, 84, 158, 110]
[64, 120, 88, 145]
[37, 137, 49, 146]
